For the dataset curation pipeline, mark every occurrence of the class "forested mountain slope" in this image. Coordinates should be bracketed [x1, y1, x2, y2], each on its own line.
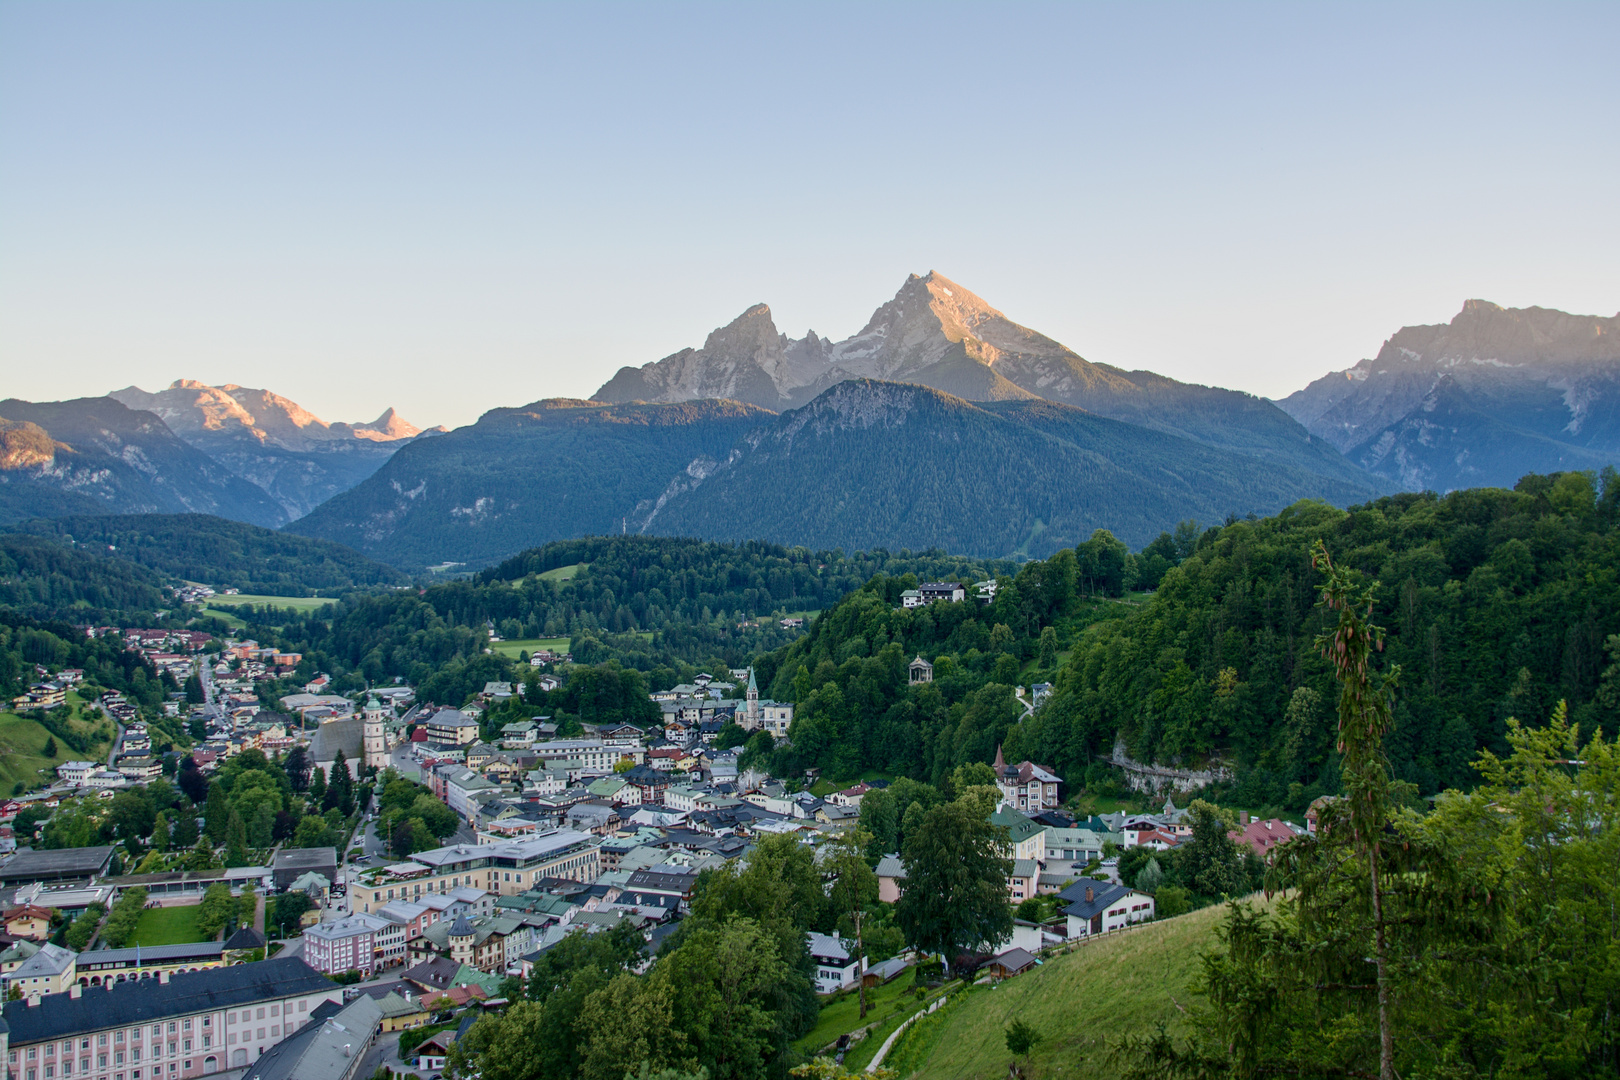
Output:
[0, 398, 283, 527]
[288, 398, 774, 569]
[8, 514, 405, 596]
[0, 534, 173, 622]
[755, 470, 1620, 812]
[222, 536, 1011, 699]
[640, 381, 1380, 555]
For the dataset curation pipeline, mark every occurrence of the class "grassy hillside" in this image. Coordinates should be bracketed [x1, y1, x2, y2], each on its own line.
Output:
[881, 901, 1250, 1080]
[0, 702, 114, 794]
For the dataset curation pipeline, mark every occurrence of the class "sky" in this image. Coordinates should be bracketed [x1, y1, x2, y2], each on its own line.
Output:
[2, 3, 1617, 430]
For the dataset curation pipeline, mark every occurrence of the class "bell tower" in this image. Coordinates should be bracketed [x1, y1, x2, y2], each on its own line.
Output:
[363, 697, 388, 771]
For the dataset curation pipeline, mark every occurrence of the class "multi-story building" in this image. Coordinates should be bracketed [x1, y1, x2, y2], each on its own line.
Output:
[347, 832, 600, 915]
[0, 956, 342, 1080]
[423, 710, 479, 747]
[529, 740, 620, 772]
[53, 763, 99, 787]
[992, 747, 1063, 811]
[5, 945, 76, 998]
[301, 914, 392, 977]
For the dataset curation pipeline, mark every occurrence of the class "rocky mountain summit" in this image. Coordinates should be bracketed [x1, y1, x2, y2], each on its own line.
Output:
[107, 381, 443, 521]
[596, 272, 1370, 484]
[1279, 301, 1620, 491]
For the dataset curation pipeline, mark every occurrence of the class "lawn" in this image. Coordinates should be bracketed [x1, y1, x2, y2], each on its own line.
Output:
[808, 770, 894, 797]
[878, 898, 1264, 1079]
[0, 708, 113, 794]
[796, 975, 946, 1056]
[538, 562, 586, 582]
[128, 904, 210, 946]
[205, 594, 337, 613]
[490, 637, 571, 659]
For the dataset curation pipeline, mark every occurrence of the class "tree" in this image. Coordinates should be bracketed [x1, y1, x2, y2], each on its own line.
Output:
[1311, 540, 1401, 1080]
[177, 758, 208, 804]
[41, 736, 57, 758]
[1181, 801, 1245, 900]
[895, 797, 1013, 972]
[184, 673, 204, 704]
[324, 752, 354, 816]
[171, 808, 199, 849]
[307, 764, 327, 809]
[283, 746, 311, 792]
[150, 811, 171, 852]
[822, 829, 879, 1017]
[225, 809, 250, 867]
[1005, 1019, 1042, 1075]
[203, 783, 228, 843]
[1037, 626, 1057, 669]
[196, 883, 236, 938]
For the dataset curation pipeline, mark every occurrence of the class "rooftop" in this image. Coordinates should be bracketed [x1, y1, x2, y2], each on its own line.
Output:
[1, 957, 333, 1044]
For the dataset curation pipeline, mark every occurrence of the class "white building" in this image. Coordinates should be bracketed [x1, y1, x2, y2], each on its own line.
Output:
[302, 912, 391, 977]
[363, 697, 389, 771]
[806, 932, 861, 993]
[1059, 881, 1155, 938]
[55, 761, 99, 786]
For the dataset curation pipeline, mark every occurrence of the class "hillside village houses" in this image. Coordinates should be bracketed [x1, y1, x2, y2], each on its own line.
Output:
[0, 620, 1321, 1080]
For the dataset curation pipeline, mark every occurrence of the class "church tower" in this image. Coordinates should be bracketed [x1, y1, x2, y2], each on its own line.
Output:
[745, 667, 759, 728]
[363, 697, 388, 771]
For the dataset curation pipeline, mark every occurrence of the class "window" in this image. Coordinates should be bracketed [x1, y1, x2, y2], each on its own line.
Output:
[115, 1031, 124, 1044]
[181, 1020, 190, 1032]
[256, 1009, 265, 1020]
[298, 1001, 307, 1012]
[167, 1024, 176, 1035]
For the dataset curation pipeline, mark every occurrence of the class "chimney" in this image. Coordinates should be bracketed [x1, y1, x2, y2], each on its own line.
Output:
[68, 985, 81, 999]
[1084, 886, 1094, 903]
[1239, 811, 1250, 827]
[159, 970, 170, 985]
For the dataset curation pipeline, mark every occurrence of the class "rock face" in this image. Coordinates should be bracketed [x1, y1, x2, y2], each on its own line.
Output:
[596, 272, 1373, 485]
[108, 381, 443, 521]
[1279, 301, 1620, 491]
[0, 397, 285, 526]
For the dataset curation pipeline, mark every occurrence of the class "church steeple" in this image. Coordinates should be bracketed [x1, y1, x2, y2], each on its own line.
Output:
[746, 666, 759, 724]
[993, 744, 1007, 773]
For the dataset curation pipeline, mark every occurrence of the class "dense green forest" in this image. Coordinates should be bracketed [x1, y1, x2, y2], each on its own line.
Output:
[0, 534, 173, 621]
[754, 471, 1620, 816]
[0, 612, 175, 733]
[8, 513, 406, 595]
[230, 537, 1013, 699]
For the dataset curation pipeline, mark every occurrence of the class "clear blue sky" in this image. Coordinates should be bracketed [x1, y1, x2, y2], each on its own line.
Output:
[3, 2, 1616, 429]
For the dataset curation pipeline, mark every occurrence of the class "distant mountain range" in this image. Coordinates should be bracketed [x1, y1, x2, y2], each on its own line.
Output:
[109, 381, 444, 520]
[597, 272, 1370, 485]
[3, 282, 1612, 571]
[0, 384, 439, 527]
[289, 379, 1381, 568]
[1278, 300, 1620, 492]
